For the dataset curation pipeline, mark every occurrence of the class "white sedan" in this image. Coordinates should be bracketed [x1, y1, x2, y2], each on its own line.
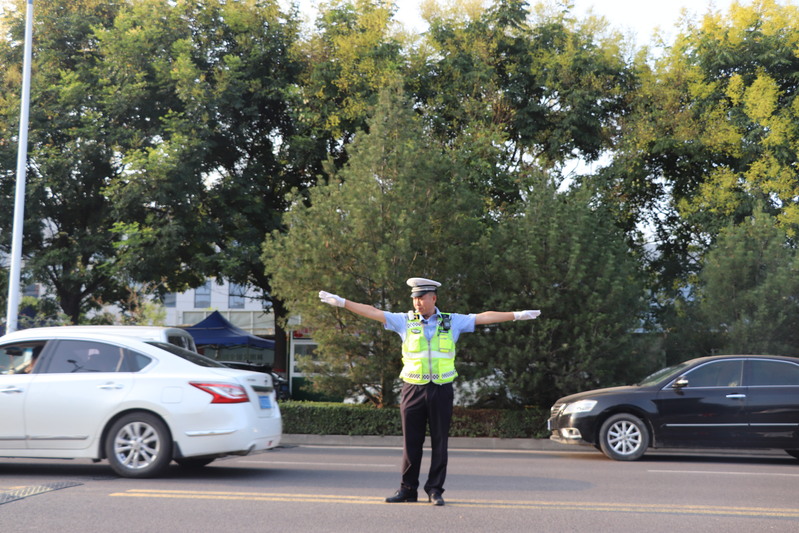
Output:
[0, 326, 282, 478]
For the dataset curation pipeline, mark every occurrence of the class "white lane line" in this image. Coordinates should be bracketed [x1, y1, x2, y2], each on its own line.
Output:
[649, 469, 799, 477]
[241, 460, 396, 467]
[288, 444, 594, 454]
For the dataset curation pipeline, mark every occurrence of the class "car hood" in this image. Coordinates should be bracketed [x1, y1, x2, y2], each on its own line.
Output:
[555, 385, 642, 404]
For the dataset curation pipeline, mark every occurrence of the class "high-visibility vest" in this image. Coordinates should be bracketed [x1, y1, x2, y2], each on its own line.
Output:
[400, 312, 457, 384]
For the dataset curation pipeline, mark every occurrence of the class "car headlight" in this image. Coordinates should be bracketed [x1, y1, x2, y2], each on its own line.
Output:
[562, 399, 597, 415]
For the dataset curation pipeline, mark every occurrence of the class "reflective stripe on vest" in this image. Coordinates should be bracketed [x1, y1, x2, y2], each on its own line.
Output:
[400, 313, 457, 385]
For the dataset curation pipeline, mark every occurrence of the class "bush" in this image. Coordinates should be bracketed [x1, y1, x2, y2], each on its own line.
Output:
[280, 401, 550, 438]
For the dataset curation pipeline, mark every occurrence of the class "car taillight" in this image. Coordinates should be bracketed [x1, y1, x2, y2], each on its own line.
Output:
[190, 382, 249, 404]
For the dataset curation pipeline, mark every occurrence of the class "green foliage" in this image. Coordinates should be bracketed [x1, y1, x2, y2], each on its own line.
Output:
[1, 0, 307, 327]
[410, 0, 630, 169]
[291, 0, 404, 169]
[280, 401, 549, 438]
[675, 0, 799, 236]
[264, 86, 484, 407]
[697, 209, 799, 356]
[599, 0, 799, 286]
[0, 0, 128, 322]
[582, 1, 799, 363]
[97, 0, 306, 300]
[460, 177, 650, 406]
[281, 401, 403, 436]
[112, 283, 167, 326]
[17, 296, 71, 329]
[450, 407, 547, 439]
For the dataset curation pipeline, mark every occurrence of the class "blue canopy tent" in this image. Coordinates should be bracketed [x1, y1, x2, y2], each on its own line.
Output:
[183, 311, 275, 365]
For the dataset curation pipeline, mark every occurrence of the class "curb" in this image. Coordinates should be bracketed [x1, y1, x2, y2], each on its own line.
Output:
[280, 434, 572, 451]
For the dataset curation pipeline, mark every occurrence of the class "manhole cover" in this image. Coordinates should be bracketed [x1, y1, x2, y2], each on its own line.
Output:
[0, 481, 83, 505]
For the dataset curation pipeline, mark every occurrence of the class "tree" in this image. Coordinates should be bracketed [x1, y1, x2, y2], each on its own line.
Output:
[696, 209, 799, 356]
[263, 87, 484, 407]
[1, 0, 314, 344]
[597, 0, 799, 287]
[92, 0, 222, 293]
[0, 0, 129, 322]
[17, 295, 70, 329]
[94, 0, 309, 362]
[410, 0, 631, 170]
[290, 0, 405, 171]
[586, 0, 799, 364]
[459, 176, 650, 407]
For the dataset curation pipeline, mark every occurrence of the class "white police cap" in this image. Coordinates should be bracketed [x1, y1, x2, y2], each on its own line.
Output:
[407, 277, 441, 298]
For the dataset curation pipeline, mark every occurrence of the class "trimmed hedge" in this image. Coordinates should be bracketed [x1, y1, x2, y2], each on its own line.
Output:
[280, 401, 550, 439]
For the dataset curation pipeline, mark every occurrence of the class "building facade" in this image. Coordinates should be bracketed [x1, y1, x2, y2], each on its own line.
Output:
[163, 279, 275, 336]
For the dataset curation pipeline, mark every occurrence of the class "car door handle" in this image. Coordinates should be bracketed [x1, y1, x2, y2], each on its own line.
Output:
[726, 393, 746, 399]
[98, 383, 124, 390]
[1, 386, 24, 394]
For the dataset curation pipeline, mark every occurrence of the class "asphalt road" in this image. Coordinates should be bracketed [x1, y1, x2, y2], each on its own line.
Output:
[2, 441, 799, 532]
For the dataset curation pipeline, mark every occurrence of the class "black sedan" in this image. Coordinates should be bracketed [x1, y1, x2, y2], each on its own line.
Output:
[547, 354, 799, 460]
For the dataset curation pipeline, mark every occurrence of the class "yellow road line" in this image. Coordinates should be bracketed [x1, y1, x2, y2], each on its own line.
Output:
[109, 490, 799, 518]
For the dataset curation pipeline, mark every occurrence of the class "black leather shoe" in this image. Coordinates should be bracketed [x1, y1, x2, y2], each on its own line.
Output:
[385, 489, 418, 503]
[429, 492, 445, 506]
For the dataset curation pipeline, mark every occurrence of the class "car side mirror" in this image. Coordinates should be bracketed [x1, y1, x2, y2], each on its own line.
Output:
[671, 376, 689, 389]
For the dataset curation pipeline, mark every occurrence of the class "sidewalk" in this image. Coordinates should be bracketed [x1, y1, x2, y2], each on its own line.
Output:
[280, 434, 571, 451]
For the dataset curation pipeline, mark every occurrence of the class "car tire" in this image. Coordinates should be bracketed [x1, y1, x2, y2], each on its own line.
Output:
[175, 457, 215, 469]
[105, 412, 173, 478]
[598, 413, 649, 461]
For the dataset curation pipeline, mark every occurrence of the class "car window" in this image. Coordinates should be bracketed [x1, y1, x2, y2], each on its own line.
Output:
[639, 361, 691, 386]
[681, 360, 743, 388]
[0, 342, 46, 375]
[147, 341, 229, 368]
[748, 360, 799, 386]
[167, 334, 195, 351]
[40, 340, 151, 373]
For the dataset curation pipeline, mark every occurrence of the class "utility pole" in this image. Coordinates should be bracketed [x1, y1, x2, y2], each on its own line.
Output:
[6, 0, 34, 334]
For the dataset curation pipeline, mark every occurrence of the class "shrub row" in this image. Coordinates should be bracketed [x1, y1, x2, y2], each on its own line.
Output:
[280, 401, 551, 439]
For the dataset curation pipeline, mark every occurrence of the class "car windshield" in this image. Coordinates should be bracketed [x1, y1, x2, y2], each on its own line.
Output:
[636, 361, 692, 386]
[147, 342, 229, 368]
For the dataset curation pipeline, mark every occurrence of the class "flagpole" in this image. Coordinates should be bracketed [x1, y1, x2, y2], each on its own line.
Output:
[6, 0, 34, 334]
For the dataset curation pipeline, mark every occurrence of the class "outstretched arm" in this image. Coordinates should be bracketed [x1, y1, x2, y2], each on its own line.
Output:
[475, 310, 540, 325]
[319, 290, 387, 324]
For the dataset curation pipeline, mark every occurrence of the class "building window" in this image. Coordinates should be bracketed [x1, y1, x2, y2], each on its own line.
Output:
[194, 282, 211, 308]
[22, 284, 39, 298]
[229, 283, 246, 309]
[163, 293, 176, 308]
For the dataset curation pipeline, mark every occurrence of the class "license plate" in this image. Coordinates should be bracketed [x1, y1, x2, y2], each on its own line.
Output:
[259, 395, 272, 409]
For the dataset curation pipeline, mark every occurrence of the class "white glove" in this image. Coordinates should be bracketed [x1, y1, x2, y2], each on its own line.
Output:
[319, 290, 345, 307]
[513, 310, 541, 321]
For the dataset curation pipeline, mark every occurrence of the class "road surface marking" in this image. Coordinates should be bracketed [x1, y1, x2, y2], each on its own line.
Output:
[109, 490, 799, 518]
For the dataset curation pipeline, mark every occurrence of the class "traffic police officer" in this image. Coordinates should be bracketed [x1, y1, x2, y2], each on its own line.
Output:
[319, 278, 540, 506]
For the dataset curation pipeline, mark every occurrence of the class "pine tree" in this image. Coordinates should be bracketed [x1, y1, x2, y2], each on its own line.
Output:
[698, 210, 799, 356]
[263, 86, 483, 406]
[460, 178, 650, 406]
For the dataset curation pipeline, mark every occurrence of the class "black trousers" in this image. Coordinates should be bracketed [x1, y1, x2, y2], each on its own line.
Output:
[399, 381, 454, 495]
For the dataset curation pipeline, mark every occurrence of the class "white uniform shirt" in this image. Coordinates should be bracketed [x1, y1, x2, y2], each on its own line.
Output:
[383, 307, 476, 342]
